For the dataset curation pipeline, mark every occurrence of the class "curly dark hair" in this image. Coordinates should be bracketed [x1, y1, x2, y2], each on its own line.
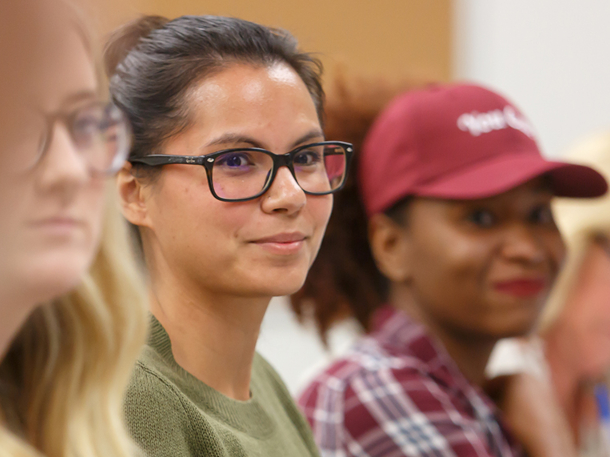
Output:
[290, 72, 425, 344]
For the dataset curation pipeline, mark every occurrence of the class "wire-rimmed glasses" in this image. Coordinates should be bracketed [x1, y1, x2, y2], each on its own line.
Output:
[129, 141, 353, 202]
[8, 101, 131, 175]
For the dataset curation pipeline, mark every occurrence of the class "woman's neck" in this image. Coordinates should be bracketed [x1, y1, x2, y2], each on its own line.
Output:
[149, 269, 270, 401]
[390, 287, 495, 387]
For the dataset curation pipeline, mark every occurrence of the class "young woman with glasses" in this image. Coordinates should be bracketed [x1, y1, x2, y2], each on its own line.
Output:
[0, 1, 148, 456]
[292, 82, 607, 457]
[105, 14, 352, 457]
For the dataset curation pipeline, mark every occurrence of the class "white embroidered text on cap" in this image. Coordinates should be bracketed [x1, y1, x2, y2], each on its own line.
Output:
[457, 106, 535, 138]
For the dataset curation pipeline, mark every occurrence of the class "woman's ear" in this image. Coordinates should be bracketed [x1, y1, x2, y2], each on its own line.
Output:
[368, 213, 413, 283]
[116, 163, 151, 228]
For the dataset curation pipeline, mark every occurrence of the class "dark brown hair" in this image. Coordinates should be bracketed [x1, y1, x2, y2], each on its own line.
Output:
[105, 15, 325, 172]
[290, 73, 423, 344]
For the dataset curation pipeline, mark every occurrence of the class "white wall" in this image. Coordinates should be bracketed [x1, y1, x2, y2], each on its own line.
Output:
[454, 0, 610, 158]
[257, 0, 610, 394]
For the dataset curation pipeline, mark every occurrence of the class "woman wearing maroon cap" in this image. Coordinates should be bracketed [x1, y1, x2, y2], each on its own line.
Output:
[292, 81, 607, 457]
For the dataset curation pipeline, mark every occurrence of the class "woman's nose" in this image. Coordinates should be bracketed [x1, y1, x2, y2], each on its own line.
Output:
[501, 223, 546, 265]
[36, 122, 90, 195]
[260, 166, 306, 215]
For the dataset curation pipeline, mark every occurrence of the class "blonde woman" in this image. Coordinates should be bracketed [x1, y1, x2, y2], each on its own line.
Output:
[541, 132, 610, 456]
[0, 1, 148, 456]
[488, 132, 610, 456]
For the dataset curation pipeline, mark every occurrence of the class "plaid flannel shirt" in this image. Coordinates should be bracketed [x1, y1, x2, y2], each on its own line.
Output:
[298, 306, 523, 457]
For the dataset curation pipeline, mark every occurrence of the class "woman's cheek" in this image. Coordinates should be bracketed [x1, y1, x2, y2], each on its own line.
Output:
[316, 195, 334, 226]
[435, 233, 488, 282]
[545, 233, 566, 277]
[310, 196, 333, 240]
[87, 181, 108, 238]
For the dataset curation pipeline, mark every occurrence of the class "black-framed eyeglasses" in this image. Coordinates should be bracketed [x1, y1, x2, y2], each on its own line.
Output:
[12, 101, 132, 175]
[129, 141, 354, 202]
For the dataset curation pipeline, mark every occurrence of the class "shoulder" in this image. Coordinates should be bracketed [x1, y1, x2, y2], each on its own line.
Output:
[298, 336, 430, 435]
[298, 338, 498, 457]
[126, 356, 187, 407]
[125, 356, 198, 456]
[126, 356, 241, 456]
[125, 358, 191, 427]
[299, 335, 431, 409]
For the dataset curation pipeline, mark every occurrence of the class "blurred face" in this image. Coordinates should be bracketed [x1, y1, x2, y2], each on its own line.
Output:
[136, 63, 333, 298]
[554, 237, 610, 378]
[0, 26, 106, 306]
[379, 178, 565, 340]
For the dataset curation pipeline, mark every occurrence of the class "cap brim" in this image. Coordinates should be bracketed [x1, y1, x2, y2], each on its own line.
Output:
[414, 153, 608, 199]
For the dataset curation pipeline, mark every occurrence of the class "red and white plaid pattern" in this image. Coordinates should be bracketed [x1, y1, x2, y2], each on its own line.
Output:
[298, 306, 523, 457]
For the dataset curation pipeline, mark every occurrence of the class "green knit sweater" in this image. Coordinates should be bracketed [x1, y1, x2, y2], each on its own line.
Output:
[124, 317, 320, 457]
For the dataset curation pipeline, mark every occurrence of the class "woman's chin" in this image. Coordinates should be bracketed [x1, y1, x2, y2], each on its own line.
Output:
[250, 272, 307, 298]
[488, 315, 540, 340]
[13, 252, 93, 304]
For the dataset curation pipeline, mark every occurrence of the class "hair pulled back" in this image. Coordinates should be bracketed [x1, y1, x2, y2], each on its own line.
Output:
[290, 74, 422, 343]
[105, 15, 324, 168]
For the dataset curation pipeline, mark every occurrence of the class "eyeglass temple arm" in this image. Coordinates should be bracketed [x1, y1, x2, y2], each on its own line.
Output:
[130, 155, 206, 166]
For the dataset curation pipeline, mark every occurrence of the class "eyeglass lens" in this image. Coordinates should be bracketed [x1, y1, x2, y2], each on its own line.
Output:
[211, 144, 348, 200]
[8, 102, 130, 175]
[69, 103, 130, 174]
[4, 109, 46, 174]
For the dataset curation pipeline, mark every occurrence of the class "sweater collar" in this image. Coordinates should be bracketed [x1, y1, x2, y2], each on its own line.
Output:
[144, 314, 277, 437]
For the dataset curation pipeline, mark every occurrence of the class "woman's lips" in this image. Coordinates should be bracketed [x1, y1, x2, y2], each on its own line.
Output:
[250, 232, 307, 255]
[30, 217, 82, 235]
[493, 279, 547, 297]
[32, 217, 79, 225]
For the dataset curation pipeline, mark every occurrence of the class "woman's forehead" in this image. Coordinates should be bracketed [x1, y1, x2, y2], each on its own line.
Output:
[175, 65, 321, 151]
[187, 64, 315, 116]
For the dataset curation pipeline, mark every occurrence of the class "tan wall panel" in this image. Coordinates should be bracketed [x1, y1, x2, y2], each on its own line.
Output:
[91, 0, 451, 82]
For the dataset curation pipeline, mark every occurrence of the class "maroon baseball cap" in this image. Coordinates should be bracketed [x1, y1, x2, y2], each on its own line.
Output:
[359, 83, 608, 217]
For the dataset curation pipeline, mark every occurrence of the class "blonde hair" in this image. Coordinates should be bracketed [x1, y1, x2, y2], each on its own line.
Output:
[0, 1, 148, 454]
[540, 131, 610, 331]
[0, 186, 148, 457]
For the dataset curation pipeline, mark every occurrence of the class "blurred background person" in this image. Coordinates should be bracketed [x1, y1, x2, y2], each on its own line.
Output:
[0, 0, 51, 305]
[0, 1, 148, 456]
[292, 82, 607, 457]
[488, 131, 610, 457]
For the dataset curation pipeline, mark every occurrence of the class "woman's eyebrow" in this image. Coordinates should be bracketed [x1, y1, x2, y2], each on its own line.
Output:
[290, 129, 325, 148]
[28, 90, 98, 114]
[61, 90, 98, 108]
[206, 133, 263, 149]
[205, 129, 326, 151]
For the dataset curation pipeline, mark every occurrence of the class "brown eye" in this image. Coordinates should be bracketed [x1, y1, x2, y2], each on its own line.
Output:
[529, 204, 554, 225]
[467, 209, 496, 228]
[293, 149, 322, 166]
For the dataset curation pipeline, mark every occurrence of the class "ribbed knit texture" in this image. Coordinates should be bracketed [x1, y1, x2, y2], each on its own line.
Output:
[125, 316, 320, 457]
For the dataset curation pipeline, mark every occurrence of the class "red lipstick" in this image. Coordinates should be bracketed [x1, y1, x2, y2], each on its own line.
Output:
[493, 279, 547, 297]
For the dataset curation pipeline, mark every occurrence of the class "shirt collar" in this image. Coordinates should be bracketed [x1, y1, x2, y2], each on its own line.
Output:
[369, 305, 504, 417]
